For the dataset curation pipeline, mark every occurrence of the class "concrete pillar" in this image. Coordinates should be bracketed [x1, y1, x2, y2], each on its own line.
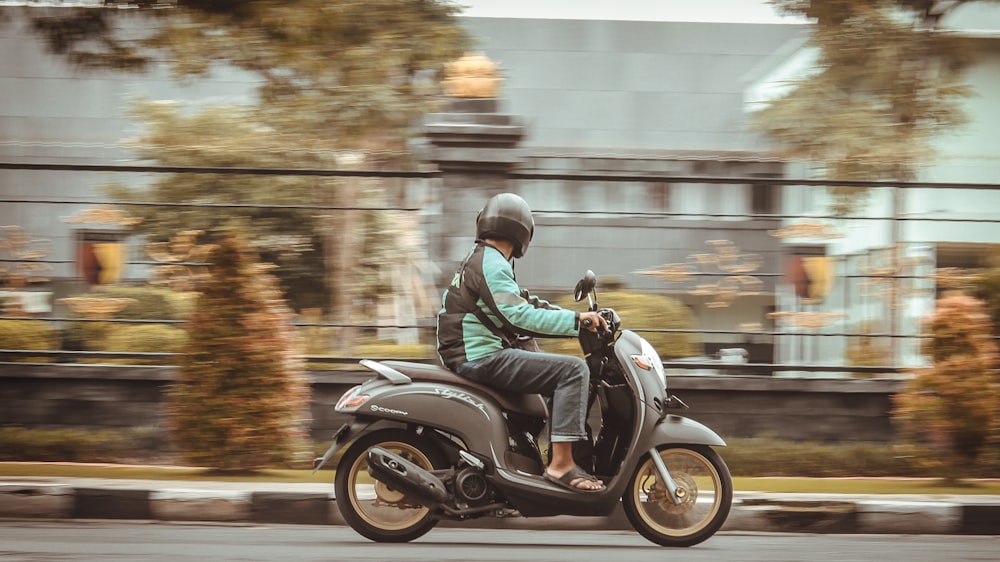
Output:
[422, 97, 526, 286]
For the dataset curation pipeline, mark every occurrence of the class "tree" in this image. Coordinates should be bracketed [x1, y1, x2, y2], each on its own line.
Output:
[754, 0, 982, 214]
[893, 294, 1000, 480]
[166, 233, 312, 471]
[105, 101, 331, 312]
[29, 1, 469, 146]
[30, 1, 470, 322]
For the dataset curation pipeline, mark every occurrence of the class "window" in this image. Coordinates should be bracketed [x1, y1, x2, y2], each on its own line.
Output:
[647, 182, 671, 212]
[786, 245, 831, 304]
[751, 183, 779, 215]
[76, 230, 128, 286]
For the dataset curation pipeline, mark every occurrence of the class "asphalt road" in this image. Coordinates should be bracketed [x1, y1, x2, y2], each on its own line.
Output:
[0, 521, 998, 562]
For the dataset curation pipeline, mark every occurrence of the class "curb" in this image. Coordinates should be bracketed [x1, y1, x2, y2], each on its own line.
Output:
[1, 483, 998, 534]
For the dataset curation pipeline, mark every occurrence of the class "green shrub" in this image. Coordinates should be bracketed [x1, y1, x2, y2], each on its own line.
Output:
[0, 319, 58, 362]
[846, 321, 893, 378]
[354, 342, 432, 359]
[541, 290, 701, 359]
[91, 286, 190, 321]
[0, 426, 160, 462]
[5, 426, 995, 478]
[893, 295, 1000, 480]
[723, 437, 924, 477]
[63, 286, 191, 352]
[103, 323, 188, 364]
[167, 234, 312, 472]
[307, 343, 434, 370]
[299, 308, 333, 356]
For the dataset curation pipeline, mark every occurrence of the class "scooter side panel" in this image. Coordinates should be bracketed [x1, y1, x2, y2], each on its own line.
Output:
[353, 381, 512, 454]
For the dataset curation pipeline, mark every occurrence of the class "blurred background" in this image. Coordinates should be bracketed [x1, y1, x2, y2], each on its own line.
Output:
[2, 1, 1000, 462]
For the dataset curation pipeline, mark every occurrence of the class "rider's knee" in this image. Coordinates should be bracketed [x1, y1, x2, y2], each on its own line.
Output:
[560, 355, 589, 381]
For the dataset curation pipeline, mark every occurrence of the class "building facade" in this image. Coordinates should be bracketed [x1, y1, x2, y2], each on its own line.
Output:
[3, 5, 1000, 373]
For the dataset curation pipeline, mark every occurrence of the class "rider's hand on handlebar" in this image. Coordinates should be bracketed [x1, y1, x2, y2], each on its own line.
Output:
[579, 311, 609, 334]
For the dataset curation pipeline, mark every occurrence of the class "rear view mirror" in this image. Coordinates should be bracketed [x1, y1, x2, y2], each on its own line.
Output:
[573, 270, 597, 302]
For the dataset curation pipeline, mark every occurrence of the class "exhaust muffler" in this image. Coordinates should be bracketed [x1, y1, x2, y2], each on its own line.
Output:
[366, 447, 450, 507]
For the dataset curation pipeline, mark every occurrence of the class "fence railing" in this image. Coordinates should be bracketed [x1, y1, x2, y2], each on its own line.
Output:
[2, 161, 999, 377]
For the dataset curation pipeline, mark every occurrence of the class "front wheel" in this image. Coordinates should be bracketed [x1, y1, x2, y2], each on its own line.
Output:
[334, 429, 446, 543]
[622, 445, 733, 547]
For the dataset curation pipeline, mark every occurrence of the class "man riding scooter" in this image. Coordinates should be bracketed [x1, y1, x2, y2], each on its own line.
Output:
[322, 190, 733, 546]
[436, 192, 608, 492]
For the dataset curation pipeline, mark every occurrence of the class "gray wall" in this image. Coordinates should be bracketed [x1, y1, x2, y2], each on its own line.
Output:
[0, 364, 902, 445]
[463, 17, 807, 152]
[0, 7, 260, 284]
[421, 102, 788, 297]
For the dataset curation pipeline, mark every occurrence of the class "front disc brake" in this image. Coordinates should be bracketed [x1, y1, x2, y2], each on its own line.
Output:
[649, 472, 698, 514]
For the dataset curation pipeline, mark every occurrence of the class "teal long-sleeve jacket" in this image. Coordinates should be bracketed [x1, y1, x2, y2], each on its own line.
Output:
[436, 242, 580, 371]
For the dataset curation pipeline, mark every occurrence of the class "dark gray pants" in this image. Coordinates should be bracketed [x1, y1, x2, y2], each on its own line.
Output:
[457, 348, 590, 442]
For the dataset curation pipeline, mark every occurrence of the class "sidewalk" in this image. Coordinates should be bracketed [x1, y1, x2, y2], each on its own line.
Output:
[1, 476, 998, 534]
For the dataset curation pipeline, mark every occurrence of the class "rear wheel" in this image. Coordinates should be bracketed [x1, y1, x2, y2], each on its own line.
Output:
[622, 445, 733, 547]
[335, 429, 446, 543]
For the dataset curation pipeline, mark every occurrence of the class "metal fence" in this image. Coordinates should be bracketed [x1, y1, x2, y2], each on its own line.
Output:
[2, 161, 999, 377]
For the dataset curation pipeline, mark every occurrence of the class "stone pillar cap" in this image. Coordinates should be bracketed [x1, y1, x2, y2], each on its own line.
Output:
[441, 52, 503, 99]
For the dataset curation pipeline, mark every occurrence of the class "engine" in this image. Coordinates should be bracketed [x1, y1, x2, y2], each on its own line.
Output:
[452, 466, 494, 506]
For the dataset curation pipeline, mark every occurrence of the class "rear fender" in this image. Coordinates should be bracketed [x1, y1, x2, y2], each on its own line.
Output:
[312, 418, 393, 472]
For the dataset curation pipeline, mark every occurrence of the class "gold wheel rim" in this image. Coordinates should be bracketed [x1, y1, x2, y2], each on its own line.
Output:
[632, 448, 722, 537]
[347, 440, 433, 531]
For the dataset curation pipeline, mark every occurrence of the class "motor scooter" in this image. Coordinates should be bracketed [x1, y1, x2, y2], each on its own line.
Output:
[313, 270, 733, 547]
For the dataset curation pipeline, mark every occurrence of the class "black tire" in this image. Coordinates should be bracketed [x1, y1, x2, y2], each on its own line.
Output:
[334, 429, 446, 543]
[622, 445, 733, 547]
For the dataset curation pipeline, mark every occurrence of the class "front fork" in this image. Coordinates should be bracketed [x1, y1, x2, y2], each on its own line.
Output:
[648, 447, 685, 505]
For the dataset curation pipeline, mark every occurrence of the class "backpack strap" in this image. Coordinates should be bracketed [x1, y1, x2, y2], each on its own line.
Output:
[456, 243, 518, 348]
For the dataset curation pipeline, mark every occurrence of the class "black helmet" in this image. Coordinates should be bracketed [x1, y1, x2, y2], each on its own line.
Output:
[476, 193, 534, 258]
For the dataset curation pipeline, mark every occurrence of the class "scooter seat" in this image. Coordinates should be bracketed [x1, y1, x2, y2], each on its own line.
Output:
[381, 360, 549, 419]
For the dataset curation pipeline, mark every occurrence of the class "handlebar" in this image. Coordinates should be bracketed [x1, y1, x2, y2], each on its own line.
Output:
[582, 318, 609, 335]
[582, 308, 619, 335]
[577, 308, 619, 359]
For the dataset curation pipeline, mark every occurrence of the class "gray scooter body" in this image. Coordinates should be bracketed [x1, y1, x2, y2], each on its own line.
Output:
[323, 329, 725, 518]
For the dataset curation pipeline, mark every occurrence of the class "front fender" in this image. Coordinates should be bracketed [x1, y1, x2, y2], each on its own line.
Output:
[651, 414, 727, 447]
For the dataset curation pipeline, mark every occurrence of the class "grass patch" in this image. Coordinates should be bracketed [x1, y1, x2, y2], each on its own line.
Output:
[0, 462, 996, 495]
[733, 477, 1000, 495]
[0, 462, 330, 482]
